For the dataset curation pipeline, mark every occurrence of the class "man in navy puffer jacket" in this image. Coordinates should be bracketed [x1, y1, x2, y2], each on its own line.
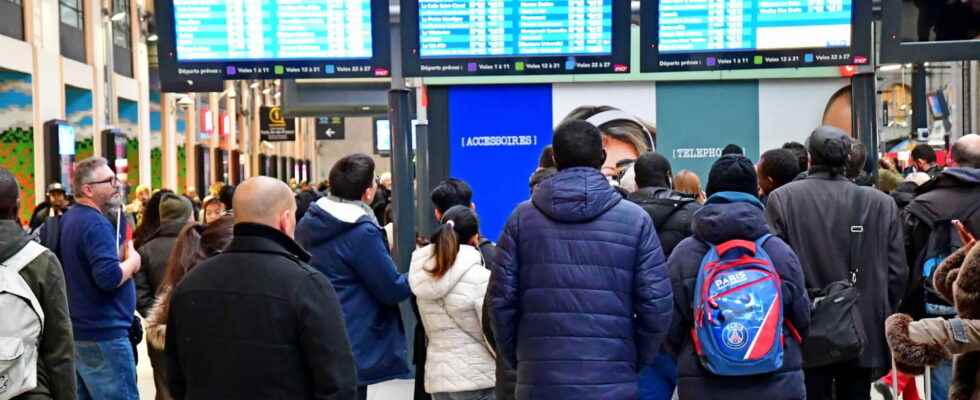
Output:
[488, 120, 673, 400]
[666, 155, 810, 400]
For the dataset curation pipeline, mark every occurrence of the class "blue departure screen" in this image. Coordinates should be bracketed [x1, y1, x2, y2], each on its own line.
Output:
[418, 0, 613, 58]
[174, 0, 374, 61]
[658, 0, 851, 53]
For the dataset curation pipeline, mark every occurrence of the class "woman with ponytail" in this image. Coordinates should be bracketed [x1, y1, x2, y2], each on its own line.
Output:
[410, 205, 496, 400]
[143, 215, 234, 400]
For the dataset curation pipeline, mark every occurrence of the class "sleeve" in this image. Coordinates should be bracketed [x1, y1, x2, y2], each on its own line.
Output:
[766, 238, 811, 338]
[37, 252, 78, 400]
[907, 318, 980, 355]
[886, 201, 909, 313]
[488, 210, 521, 369]
[135, 247, 153, 317]
[296, 272, 359, 400]
[665, 239, 696, 358]
[633, 217, 673, 367]
[166, 291, 186, 400]
[347, 226, 411, 306]
[764, 191, 787, 238]
[82, 219, 124, 291]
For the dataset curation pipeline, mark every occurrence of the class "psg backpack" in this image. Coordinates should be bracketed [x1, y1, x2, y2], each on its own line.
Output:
[691, 234, 800, 376]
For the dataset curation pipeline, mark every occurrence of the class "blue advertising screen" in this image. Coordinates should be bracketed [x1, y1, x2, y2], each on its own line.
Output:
[418, 0, 613, 58]
[174, 0, 374, 61]
[641, 0, 871, 72]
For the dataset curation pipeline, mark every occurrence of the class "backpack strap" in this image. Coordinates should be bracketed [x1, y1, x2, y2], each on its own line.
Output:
[847, 186, 865, 284]
[0, 241, 47, 327]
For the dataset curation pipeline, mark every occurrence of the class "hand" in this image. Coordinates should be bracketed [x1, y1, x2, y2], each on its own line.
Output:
[953, 220, 976, 247]
[125, 241, 141, 273]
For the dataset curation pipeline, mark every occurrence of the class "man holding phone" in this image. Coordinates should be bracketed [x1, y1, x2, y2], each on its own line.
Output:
[902, 134, 980, 400]
[59, 156, 142, 400]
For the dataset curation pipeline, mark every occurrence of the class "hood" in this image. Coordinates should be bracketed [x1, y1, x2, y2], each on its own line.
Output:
[692, 192, 769, 244]
[531, 167, 622, 223]
[628, 186, 693, 203]
[409, 244, 483, 300]
[300, 196, 377, 244]
[0, 220, 29, 260]
[152, 220, 187, 239]
[916, 167, 980, 194]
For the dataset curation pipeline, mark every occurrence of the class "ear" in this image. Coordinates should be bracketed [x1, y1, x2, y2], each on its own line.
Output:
[434, 209, 442, 221]
[469, 202, 476, 212]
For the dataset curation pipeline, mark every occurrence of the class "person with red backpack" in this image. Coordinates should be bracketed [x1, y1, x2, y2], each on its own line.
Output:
[666, 155, 810, 400]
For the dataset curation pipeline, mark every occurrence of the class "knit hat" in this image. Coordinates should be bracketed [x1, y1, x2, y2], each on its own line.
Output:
[706, 155, 758, 197]
[808, 125, 852, 167]
[159, 193, 193, 223]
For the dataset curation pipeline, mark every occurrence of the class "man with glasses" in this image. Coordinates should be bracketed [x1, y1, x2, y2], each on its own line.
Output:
[59, 157, 142, 400]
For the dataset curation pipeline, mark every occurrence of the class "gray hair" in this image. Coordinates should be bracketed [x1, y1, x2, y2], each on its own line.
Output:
[73, 157, 109, 197]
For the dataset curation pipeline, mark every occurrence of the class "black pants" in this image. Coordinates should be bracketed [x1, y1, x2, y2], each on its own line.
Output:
[805, 362, 873, 400]
[357, 385, 368, 400]
[147, 346, 173, 400]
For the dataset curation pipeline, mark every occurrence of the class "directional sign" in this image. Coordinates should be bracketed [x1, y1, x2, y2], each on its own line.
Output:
[315, 116, 345, 140]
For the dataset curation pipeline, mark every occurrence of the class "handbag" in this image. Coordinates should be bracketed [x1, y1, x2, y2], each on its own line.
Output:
[802, 186, 866, 368]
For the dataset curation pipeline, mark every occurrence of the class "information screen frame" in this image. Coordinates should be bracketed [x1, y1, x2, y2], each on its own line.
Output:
[640, 0, 872, 72]
[155, 0, 392, 90]
[400, 0, 633, 77]
[879, 0, 980, 63]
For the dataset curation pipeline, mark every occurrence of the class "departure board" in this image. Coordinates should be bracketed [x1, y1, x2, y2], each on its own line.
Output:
[402, 0, 631, 76]
[174, 0, 373, 61]
[155, 0, 392, 90]
[641, 0, 871, 72]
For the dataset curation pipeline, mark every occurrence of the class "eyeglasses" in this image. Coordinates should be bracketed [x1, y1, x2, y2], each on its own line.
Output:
[85, 176, 119, 188]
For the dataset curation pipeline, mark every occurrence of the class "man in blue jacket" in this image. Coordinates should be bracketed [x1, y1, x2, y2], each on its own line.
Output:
[488, 120, 673, 400]
[296, 153, 412, 400]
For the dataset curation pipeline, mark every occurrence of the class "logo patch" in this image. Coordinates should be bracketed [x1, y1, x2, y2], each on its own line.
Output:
[714, 271, 749, 291]
[722, 322, 748, 350]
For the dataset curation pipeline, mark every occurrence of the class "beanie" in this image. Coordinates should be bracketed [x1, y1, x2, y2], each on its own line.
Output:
[808, 125, 852, 168]
[706, 155, 758, 197]
[159, 193, 193, 223]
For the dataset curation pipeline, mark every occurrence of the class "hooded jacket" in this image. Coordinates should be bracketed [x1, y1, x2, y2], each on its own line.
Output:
[627, 187, 702, 257]
[296, 196, 413, 385]
[410, 244, 495, 394]
[1, 220, 76, 400]
[666, 192, 810, 400]
[135, 221, 186, 317]
[488, 167, 673, 400]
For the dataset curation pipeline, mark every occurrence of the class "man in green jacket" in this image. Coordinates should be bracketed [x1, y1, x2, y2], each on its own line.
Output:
[0, 167, 76, 400]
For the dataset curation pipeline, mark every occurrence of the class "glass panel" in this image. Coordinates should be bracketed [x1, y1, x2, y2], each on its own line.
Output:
[60, 7, 79, 28]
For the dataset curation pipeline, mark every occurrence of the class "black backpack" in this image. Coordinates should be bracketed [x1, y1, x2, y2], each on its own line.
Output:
[908, 201, 980, 316]
[31, 214, 63, 261]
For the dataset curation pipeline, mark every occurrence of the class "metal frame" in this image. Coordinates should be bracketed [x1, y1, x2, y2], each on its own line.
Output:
[879, 0, 980, 63]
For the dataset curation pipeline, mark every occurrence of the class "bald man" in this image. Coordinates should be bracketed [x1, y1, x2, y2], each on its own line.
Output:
[165, 176, 357, 400]
[901, 134, 980, 399]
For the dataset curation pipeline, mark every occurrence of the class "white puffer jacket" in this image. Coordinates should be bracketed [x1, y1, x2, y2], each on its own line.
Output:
[409, 244, 495, 394]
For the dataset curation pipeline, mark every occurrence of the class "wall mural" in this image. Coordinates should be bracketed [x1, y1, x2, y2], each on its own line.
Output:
[117, 98, 140, 197]
[65, 85, 94, 161]
[150, 91, 162, 190]
[176, 105, 187, 194]
[0, 69, 35, 224]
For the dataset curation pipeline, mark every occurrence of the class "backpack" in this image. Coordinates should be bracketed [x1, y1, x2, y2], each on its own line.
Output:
[31, 215, 62, 261]
[909, 201, 980, 316]
[691, 234, 799, 376]
[0, 240, 46, 400]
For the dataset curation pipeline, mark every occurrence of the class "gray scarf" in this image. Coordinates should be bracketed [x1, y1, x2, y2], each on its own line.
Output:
[327, 194, 379, 226]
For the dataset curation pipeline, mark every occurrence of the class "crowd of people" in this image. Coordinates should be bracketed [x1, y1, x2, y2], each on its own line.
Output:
[2, 108, 980, 400]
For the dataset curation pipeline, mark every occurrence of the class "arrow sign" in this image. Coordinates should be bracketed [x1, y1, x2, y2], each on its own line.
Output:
[316, 116, 345, 140]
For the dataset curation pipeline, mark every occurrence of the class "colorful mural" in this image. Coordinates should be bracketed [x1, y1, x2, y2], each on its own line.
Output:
[117, 98, 140, 194]
[0, 69, 35, 224]
[150, 91, 162, 189]
[176, 102, 187, 194]
[65, 86, 94, 161]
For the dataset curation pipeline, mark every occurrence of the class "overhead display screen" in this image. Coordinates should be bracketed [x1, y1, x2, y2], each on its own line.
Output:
[155, 0, 391, 90]
[401, 0, 632, 76]
[641, 0, 871, 72]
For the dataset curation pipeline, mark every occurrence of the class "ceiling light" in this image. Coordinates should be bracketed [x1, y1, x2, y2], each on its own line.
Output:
[250, 81, 260, 89]
[361, 106, 371, 111]
[111, 11, 126, 22]
[262, 88, 271, 95]
[274, 92, 281, 98]
[878, 64, 901, 72]
[146, 34, 158, 42]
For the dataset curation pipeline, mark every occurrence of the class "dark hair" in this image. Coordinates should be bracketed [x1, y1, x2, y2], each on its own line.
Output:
[218, 184, 236, 210]
[0, 168, 19, 220]
[781, 141, 809, 173]
[846, 142, 868, 179]
[329, 154, 375, 201]
[317, 180, 330, 193]
[553, 120, 604, 170]
[431, 178, 473, 214]
[911, 144, 937, 164]
[427, 206, 479, 279]
[952, 135, 980, 168]
[538, 145, 556, 169]
[760, 149, 800, 188]
[562, 105, 655, 153]
[154, 215, 234, 323]
[722, 144, 744, 156]
[529, 167, 558, 192]
[633, 152, 672, 188]
[133, 189, 175, 249]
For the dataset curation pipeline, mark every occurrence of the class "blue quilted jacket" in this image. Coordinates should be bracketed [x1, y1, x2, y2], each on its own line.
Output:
[488, 167, 673, 400]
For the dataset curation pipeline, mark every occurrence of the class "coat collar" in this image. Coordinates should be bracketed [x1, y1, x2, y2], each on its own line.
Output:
[226, 223, 311, 263]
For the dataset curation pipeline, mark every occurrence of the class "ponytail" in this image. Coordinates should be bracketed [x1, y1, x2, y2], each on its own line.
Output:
[427, 206, 480, 279]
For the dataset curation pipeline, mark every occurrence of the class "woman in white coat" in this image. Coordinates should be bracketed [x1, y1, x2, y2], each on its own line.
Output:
[410, 205, 496, 400]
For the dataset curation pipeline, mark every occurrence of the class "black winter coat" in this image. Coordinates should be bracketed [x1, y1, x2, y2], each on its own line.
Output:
[135, 221, 185, 317]
[166, 223, 357, 400]
[666, 193, 810, 400]
[765, 171, 908, 369]
[627, 187, 701, 257]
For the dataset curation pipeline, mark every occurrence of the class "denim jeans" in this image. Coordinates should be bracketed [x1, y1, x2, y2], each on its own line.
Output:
[930, 359, 952, 400]
[432, 388, 495, 400]
[75, 338, 139, 400]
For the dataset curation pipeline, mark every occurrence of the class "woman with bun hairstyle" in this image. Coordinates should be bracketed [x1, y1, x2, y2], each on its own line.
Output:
[410, 205, 496, 400]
